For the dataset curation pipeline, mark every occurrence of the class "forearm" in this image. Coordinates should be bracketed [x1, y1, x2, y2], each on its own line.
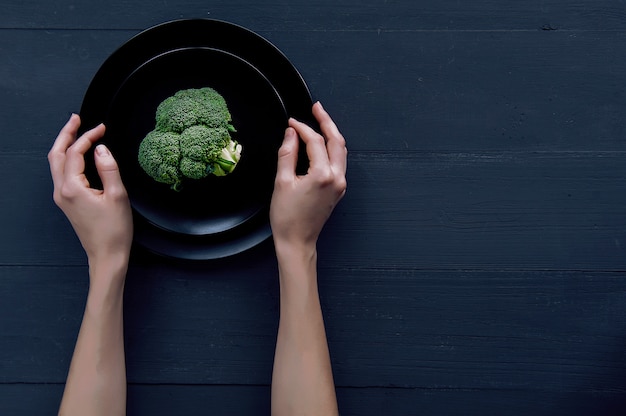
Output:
[59, 260, 128, 416]
[271, 245, 338, 416]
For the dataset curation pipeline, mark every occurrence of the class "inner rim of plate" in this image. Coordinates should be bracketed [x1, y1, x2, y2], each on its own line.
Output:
[105, 47, 287, 236]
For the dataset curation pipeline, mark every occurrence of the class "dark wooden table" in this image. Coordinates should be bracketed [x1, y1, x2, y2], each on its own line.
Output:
[2, 1, 626, 415]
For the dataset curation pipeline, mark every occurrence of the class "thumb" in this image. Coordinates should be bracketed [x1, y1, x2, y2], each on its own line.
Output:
[275, 127, 298, 181]
[94, 144, 125, 194]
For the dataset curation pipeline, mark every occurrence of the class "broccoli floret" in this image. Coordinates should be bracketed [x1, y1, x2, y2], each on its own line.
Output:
[137, 87, 242, 190]
[137, 130, 182, 190]
[178, 125, 242, 177]
[155, 87, 235, 133]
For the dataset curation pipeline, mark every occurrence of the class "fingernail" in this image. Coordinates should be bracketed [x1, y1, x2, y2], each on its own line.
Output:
[95, 144, 110, 156]
[284, 127, 294, 138]
[68, 112, 76, 120]
[317, 101, 324, 110]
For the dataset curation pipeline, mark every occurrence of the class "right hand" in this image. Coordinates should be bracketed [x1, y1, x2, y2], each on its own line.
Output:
[269, 102, 347, 254]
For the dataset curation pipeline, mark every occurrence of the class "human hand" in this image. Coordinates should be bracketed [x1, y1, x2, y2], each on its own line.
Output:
[270, 102, 347, 255]
[48, 114, 133, 273]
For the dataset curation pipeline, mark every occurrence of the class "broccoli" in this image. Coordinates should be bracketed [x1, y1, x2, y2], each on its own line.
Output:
[179, 125, 242, 178]
[155, 87, 235, 133]
[138, 130, 182, 190]
[137, 87, 242, 190]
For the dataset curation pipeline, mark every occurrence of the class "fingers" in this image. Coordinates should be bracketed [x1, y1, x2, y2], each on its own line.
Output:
[48, 114, 81, 187]
[94, 144, 127, 197]
[313, 102, 347, 175]
[64, 123, 106, 177]
[288, 102, 347, 180]
[288, 117, 330, 172]
[49, 114, 81, 156]
[275, 127, 299, 183]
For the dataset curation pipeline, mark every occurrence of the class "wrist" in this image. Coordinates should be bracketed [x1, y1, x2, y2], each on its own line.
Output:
[87, 253, 129, 304]
[274, 239, 316, 262]
[274, 241, 318, 293]
[89, 250, 130, 275]
[275, 242, 316, 272]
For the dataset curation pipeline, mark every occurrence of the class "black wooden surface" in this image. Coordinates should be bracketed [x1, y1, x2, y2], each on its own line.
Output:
[2, 1, 626, 415]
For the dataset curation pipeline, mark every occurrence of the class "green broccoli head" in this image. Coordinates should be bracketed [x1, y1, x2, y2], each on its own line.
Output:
[138, 130, 183, 189]
[138, 87, 242, 190]
[155, 87, 235, 133]
[179, 125, 228, 178]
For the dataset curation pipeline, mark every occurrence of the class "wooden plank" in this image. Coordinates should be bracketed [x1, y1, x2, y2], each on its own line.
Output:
[317, 151, 626, 271]
[2, 30, 626, 156]
[2, 152, 625, 269]
[0, 30, 129, 157]
[4, 2, 625, 416]
[2, 0, 626, 31]
[2, 266, 626, 392]
[2, 383, 625, 416]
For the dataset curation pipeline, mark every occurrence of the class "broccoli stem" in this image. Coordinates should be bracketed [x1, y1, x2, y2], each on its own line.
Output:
[171, 181, 183, 192]
[215, 140, 242, 174]
[215, 158, 235, 173]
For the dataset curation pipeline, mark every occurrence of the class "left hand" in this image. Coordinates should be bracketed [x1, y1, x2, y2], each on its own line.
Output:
[48, 114, 133, 269]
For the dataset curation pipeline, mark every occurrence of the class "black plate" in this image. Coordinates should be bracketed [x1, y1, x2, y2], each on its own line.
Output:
[107, 47, 286, 235]
[80, 19, 313, 259]
[133, 207, 272, 261]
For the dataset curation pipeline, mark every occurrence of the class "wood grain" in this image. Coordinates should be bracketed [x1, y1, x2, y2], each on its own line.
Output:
[2, 30, 626, 155]
[2, 266, 626, 392]
[2, 384, 626, 416]
[2, 1, 626, 415]
[2, 0, 626, 31]
[2, 152, 624, 269]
